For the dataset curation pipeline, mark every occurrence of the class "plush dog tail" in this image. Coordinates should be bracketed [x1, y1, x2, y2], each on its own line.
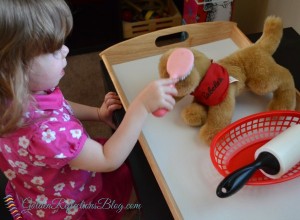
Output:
[254, 16, 283, 55]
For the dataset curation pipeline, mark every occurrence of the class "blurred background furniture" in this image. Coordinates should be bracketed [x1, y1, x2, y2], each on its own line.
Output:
[66, 0, 123, 55]
[65, 0, 183, 55]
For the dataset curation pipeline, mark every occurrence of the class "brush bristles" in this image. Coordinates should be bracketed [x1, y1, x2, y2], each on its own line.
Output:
[176, 66, 193, 81]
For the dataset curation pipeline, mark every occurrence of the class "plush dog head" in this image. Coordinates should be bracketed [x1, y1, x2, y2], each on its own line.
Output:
[158, 48, 212, 98]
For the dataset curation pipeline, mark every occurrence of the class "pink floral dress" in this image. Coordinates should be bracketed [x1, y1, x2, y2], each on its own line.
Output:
[0, 87, 132, 219]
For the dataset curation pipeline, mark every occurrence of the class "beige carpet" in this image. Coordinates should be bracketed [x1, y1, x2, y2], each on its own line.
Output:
[59, 52, 113, 139]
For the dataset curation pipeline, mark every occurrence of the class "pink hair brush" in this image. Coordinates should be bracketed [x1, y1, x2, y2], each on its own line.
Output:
[153, 48, 194, 117]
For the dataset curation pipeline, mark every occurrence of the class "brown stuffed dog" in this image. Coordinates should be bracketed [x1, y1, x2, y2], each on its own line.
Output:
[158, 16, 296, 145]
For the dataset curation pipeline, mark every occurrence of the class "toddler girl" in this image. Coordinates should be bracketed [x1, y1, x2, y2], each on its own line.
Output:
[0, 0, 177, 219]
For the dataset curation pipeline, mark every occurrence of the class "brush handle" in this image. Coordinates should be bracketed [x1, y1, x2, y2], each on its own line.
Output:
[152, 108, 168, 117]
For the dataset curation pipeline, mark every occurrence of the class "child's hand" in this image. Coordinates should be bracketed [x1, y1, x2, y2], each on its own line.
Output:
[137, 78, 178, 114]
[70, 79, 178, 172]
[98, 92, 122, 129]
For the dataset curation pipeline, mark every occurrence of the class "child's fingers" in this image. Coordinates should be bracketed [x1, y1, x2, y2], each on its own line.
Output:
[107, 97, 122, 105]
[159, 77, 179, 85]
[164, 85, 178, 96]
[153, 92, 176, 112]
[163, 95, 176, 110]
[104, 92, 119, 100]
[104, 93, 122, 105]
[106, 100, 122, 111]
[108, 104, 123, 112]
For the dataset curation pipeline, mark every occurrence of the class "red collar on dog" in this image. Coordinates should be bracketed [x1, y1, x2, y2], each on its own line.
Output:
[191, 63, 229, 106]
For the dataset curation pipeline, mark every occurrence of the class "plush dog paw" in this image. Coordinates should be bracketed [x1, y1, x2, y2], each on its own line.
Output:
[199, 124, 220, 146]
[181, 103, 207, 126]
[268, 95, 296, 111]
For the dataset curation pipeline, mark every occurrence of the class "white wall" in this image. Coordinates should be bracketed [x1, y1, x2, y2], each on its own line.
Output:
[267, 0, 300, 34]
[231, 0, 269, 34]
[232, 0, 300, 34]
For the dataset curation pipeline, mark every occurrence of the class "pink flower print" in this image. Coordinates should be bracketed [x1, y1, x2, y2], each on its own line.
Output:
[36, 195, 48, 205]
[8, 160, 16, 167]
[64, 216, 72, 220]
[35, 155, 45, 160]
[54, 153, 66, 159]
[66, 205, 78, 216]
[52, 209, 59, 214]
[89, 185, 96, 192]
[15, 161, 27, 169]
[35, 110, 45, 115]
[54, 192, 61, 197]
[70, 129, 82, 139]
[64, 199, 75, 205]
[24, 112, 30, 118]
[4, 144, 11, 153]
[18, 148, 28, 156]
[40, 124, 49, 130]
[15, 161, 28, 174]
[36, 210, 45, 218]
[4, 169, 16, 180]
[42, 129, 56, 143]
[31, 176, 44, 185]
[69, 181, 75, 188]
[24, 182, 32, 189]
[33, 161, 46, 167]
[18, 169, 28, 175]
[49, 117, 58, 121]
[79, 185, 85, 192]
[34, 156, 46, 166]
[54, 183, 65, 192]
[19, 136, 30, 149]
[62, 113, 70, 121]
[37, 186, 45, 192]
[63, 102, 74, 114]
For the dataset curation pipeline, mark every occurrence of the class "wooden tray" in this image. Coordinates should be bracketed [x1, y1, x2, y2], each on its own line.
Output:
[100, 22, 300, 220]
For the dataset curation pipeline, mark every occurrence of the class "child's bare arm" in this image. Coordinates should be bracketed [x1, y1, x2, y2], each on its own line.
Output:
[69, 78, 178, 172]
[66, 101, 99, 121]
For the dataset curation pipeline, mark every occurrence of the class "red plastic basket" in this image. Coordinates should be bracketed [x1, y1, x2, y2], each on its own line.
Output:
[210, 110, 300, 185]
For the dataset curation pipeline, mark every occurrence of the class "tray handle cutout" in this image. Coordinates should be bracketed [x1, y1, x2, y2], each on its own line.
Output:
[155, 31, 189, 47]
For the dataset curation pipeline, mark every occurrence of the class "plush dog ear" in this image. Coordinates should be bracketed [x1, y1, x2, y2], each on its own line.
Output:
[191, 49, 212, 76]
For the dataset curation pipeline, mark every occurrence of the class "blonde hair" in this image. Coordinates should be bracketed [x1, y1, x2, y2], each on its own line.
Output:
[0, 0, 73, 136]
